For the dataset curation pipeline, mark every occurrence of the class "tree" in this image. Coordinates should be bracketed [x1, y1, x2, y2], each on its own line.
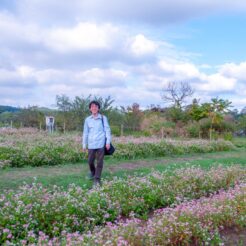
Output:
[161, 81, 194, 108]
[92, 95, 115, 113]
[56, 95, 72, 112]
[166, 106, 187, 123]
[16, 106, 44, 127]
[240, 106, 246, 115]
[202, 98, 232, 140]
[238, 115, 246, 135]
[188, 99, 207, 138]
[121, 103, 144, 131]
[56, 95, 74, 131]
[56, 94, 116, 131]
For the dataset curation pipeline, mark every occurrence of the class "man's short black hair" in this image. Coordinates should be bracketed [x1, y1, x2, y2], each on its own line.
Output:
[89, 100, 101, 109]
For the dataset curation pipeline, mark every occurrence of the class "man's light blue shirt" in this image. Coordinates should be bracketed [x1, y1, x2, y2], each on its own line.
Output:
[82, 113, 111, 149]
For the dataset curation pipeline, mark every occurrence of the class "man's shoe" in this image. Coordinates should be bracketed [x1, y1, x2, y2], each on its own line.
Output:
[93, 178, 101, 187]
[87, 173, 95, 180]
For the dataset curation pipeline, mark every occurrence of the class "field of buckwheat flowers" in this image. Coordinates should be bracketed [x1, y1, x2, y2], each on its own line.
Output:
[0, 165, 245, 245]
[0, 128, 245, 245]
[0, 128, 236, 168]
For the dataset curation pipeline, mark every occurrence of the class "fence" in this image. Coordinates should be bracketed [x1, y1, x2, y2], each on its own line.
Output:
[0, 120, 171, 139]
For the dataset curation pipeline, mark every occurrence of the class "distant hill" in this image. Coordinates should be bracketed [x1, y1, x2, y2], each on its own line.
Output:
[37, 107, 57, 113]
[0, 105, 21, 114]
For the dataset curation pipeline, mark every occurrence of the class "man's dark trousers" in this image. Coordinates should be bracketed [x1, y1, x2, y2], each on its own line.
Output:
[88, 148, 104, 180]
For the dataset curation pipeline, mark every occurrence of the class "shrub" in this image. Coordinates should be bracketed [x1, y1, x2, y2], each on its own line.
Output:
[223, 132, 233, 141]
[110, 125, 121, 137]
[0, 130, 236, 168]
[186, 123, 200, 138]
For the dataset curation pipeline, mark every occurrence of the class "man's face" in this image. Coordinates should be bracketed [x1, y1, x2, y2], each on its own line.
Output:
[90, 103, 99, 114]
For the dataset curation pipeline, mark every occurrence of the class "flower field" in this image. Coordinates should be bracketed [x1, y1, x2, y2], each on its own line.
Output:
[0, 128, 236, 168]
[62, 183, 246, 246]
[1, 128, 245, 245]
[0, 165, 245, 245]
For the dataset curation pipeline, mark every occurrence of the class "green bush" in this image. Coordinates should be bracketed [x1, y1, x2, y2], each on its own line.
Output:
[112, 140, 235, 160]
[123, 130, 151, 137]
[1, 144, 85, 168]
[111, 125, 121, 136]
[0, 139, 235, 168]
[186, 123, 200, 138]
[199, 119, 235, 138]
[223, 132, 233, 141]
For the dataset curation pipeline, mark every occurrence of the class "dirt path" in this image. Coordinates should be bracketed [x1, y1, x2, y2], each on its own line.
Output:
[1, 149, 245, 181]
[107, 150, 246, 172]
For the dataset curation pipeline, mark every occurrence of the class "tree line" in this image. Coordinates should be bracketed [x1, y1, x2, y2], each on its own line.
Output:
[1, 82, 246, 139]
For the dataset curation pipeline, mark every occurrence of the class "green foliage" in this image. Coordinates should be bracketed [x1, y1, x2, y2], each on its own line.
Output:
[16, 106, 45, 127]
[112, 140, 235, 160]
[166, 106, 188, 123]
[0, 144, 85, 168]
[151, 121, 175, 131]
[110, 125, 121, 136]
[199, 118, 235, 139]
[232, 137, 246, 148]
[121, 103, 144, 131]
[49, 95, 122, 131]
[238, 115, 246, 134]
[0, 133, 235, 168]
[0, 112, 17, 125]
[223, 132, 233, 141]
[186, 123, 200, 138]
[123, 130, 151, 137]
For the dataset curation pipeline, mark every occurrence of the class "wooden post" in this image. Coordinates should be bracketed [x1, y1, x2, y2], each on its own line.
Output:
[121, 124, 124, 136]
[63, 122, 66, 134]
[10, 120, 13, 128]
[161, 127, 164, 139]
[39, 122, 42, 131]
[20, 122, 23, 128]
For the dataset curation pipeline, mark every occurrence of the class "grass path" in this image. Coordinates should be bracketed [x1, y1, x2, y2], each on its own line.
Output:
[0, 148, 246, 191]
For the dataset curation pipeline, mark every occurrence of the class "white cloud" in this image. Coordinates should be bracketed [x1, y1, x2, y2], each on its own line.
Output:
[199, 73, 237, 92]
[159, 60, 201, 78]
[0, 12, 160, 66]
[0, 66, 128, 107]
[138, 60, 241, 103]
[129, 34, 157, 56]
[1, 1, 246, 109]
[219, 62, 246, 80]
[16, 66, 35, 78]
[44, 22, 119, 52]
[0, 59, 246, 108]
[75, 68, 127, 88]
[0, 67, 35, 87]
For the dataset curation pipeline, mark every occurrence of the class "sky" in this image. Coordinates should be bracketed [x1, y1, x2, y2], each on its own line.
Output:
[0, 0, 246, 111]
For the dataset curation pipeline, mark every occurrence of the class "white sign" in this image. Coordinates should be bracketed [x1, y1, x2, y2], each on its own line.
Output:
[45, 116, 55, 133]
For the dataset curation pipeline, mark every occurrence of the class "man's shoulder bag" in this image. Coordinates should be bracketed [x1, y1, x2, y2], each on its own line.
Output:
[101, 115, 115, 155]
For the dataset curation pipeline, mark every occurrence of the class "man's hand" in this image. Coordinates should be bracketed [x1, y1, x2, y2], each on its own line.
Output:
[82, 148, 87, 153]
[106, 144, 110, 150]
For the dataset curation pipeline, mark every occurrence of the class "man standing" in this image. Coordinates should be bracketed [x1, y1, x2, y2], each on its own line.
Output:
[82, 101, 111, 186]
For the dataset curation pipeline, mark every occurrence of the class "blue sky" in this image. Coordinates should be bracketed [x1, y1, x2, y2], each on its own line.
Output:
[172, 14, 246, 65]
[0, 0, 246, 111]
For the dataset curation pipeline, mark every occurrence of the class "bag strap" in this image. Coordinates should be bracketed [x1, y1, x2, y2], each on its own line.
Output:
[101, 114, 107, 142]
[101, 114, 105, 129]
